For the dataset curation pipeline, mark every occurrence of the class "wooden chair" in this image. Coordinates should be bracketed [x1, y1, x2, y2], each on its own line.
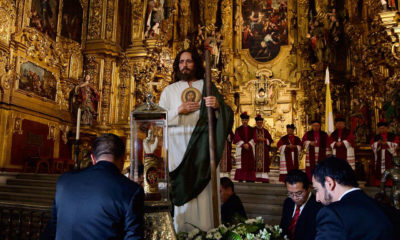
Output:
[52, 158, 65, 173]
[35, 157, 51, 173]
[23, 145, 41, 173]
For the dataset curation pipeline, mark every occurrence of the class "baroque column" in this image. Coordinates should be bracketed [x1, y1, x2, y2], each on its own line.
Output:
[85, 0, 120, 128]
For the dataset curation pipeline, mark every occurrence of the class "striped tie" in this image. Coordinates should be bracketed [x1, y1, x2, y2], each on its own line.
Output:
[288, 205, 301, 240]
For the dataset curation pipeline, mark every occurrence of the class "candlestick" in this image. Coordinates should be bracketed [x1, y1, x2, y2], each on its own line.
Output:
[76, 107, 81, 140]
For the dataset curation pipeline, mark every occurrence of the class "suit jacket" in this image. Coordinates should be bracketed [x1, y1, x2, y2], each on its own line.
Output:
[315, 190, 394, 240]
[42, 161, 144, 240]
[280, 193, 322, 240]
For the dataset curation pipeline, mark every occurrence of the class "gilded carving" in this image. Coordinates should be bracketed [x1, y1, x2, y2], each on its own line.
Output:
[13, 28, 64, 69]
[117, 56, 131, 122]
[204, 0, 219, 27]
[106, 0, 115, 40]
[131, 0, 144, 40]
[0, 0, 16, 45]
[144, 212, 176, 240]
[178, 0, 190, 39]
[101, 58, 113, 124]
[58, 78, 76, 111]
[84, 55, 100, 86]
[87, 0, 102, 39]
[13, 117, 23, 135]
[59, 124, 70, 144]
[133, 61, 153, 105]
[47, 123, 56, 140]
[56, 38, 82, 78]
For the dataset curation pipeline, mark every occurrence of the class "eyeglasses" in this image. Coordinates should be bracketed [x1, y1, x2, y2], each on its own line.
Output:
[287, 191, 305, 199]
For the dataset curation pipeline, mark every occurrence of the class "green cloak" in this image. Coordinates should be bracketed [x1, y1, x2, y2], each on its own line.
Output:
[169, 82, 234, 206]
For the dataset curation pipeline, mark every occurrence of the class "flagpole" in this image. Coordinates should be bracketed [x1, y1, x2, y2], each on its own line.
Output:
[325, 67, 334, 135]
[205, 50, 220, 228]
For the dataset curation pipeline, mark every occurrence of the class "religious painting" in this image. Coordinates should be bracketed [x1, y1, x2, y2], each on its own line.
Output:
[241, 0, 288, 62]
[61, 0, 83, 43]
[181, 87, 201, 103]
[30, 0, 60, 40]
[19, 62, 57, 101]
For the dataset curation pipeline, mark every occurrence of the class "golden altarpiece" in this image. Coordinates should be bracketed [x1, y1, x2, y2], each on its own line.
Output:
[1, 0, 400, 201]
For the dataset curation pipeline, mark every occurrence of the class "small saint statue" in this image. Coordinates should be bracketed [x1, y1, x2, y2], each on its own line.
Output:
[73, 74, 100, 126]
[379, 155, 400, 209]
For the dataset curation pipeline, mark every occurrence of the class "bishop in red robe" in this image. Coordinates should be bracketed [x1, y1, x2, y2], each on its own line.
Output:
[277, 124, 302, 182]
[302, 120, 331, 180]
[234, 112, 256, 182]
[254, 115, 273, 183]
[329, 116, 355, 170]
[370, 120, 399, 186]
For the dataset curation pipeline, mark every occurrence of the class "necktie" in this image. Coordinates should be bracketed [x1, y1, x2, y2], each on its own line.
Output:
[288, 205, 301, 240]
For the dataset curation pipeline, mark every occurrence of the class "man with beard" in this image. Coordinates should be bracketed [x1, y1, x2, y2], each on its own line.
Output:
[302, 119, 331, 180]
[312, 157, 394, 240]
[329, 115, 355, 170]
[159, 49, 233, 232]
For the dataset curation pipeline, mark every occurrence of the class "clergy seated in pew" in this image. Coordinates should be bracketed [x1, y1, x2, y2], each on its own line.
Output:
[220, 177, 247, 225]
[280, 170, 322, 240]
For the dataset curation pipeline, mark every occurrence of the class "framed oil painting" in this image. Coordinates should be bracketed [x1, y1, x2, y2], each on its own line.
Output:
[19, 62, 57, 101]
[30, 0, 60, 40]
[242, 0, 288, 62]
[61, 0, 83, 43]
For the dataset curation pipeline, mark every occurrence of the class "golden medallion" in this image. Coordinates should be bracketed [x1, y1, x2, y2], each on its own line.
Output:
[181, 87, 201, 103]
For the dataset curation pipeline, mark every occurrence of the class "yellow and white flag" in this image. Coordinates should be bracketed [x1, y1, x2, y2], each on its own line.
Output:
[325, 67, 334, 134]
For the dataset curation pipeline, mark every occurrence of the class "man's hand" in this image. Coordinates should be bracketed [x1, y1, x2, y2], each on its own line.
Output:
[243, 143, 249, 150]
[310, 141, 316, 146]
[203, 96, 219, 109]
[289, 144, 294, 149]
[178, 102, 200, 114]
[336, 142, 342, 147]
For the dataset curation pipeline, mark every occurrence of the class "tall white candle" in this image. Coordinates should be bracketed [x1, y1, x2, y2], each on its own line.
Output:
[76, 107, 81, 140]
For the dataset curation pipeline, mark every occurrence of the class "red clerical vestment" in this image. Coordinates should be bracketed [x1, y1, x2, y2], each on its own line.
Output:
[329, 128, 355, 170]
[277, 134, 302, 182]
[234, 125, 256, 182]
[254, 127, 273, 183]
[370, 132, 399, 186]
[220, 131, 234, 174]
[302, 130, 331, 180]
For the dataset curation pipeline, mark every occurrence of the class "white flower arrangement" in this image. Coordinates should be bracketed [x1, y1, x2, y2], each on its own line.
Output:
[178, 217, 286, 240]
[188, 228, 200, 239]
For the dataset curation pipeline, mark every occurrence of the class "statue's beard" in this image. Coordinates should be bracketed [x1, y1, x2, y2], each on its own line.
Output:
[177, 68, 195, 81]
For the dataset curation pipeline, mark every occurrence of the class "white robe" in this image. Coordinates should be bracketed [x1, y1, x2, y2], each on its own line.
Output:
[159, 79, 218, 233]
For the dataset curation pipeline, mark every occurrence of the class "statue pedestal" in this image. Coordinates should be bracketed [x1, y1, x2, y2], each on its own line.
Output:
[144, 201, 176, 240]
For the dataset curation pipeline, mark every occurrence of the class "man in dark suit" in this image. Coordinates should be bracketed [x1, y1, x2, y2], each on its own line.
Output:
[312, 156, 394, 240]
[280, 169, 322, 240]
[42, 134, 144, 240]
[220, 177, 247, 224]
